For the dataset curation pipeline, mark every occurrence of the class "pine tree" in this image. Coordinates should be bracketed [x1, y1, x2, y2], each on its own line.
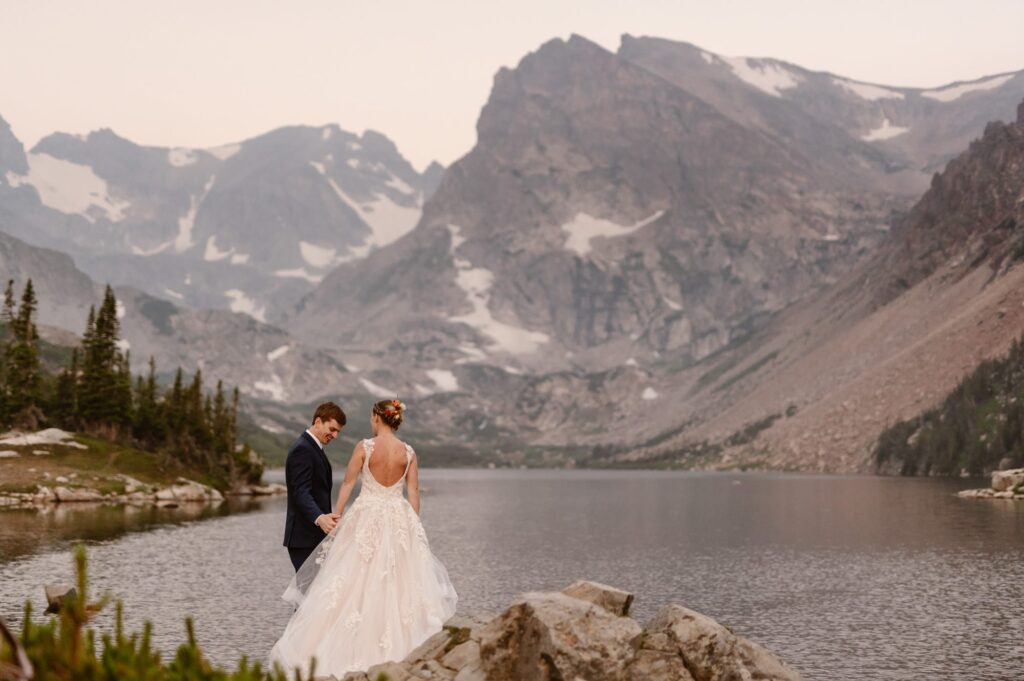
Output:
[53, 348, 79, 429]
[79, 287, 125, 432]
[7, 280, 40, 418]
[133, 357, 165, 446]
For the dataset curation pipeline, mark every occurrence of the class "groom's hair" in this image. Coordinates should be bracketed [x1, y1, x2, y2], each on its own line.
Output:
[312, 401, 347, 427]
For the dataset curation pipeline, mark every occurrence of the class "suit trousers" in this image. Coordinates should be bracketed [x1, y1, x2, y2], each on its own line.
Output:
[288, 546, 315, 572]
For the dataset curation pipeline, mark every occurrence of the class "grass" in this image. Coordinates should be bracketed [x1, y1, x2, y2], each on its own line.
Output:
[0, 434, 220, 496]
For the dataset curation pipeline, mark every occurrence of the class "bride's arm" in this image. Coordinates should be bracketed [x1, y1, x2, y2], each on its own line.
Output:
[406, 452, 420, 515]
[334, 442, 365, 515]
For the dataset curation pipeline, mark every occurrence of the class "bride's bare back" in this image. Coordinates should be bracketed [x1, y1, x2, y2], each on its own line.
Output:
[366, 436, 411, 487]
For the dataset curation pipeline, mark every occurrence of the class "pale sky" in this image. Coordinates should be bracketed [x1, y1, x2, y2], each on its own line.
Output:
[2, 0, 1023, 171]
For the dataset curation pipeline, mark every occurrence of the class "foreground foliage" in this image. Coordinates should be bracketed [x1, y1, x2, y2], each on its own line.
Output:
[875, 335, 1024, 475]
[0, 546, 306, 681]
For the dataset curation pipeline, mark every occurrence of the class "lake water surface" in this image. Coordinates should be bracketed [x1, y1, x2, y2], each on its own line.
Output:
[1, 470, 1022, 680]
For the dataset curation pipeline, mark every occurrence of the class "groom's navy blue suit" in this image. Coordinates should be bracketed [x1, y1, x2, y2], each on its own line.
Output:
[283, 431, 333, 571]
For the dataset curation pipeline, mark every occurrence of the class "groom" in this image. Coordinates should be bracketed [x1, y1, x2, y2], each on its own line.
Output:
[283, 401, 346, 572]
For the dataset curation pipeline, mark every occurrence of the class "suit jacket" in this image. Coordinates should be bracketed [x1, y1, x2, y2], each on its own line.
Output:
[283, 431, 334, 548]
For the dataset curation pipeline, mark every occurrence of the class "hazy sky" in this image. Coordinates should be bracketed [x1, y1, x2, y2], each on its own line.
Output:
[2, 0, 1023, 170]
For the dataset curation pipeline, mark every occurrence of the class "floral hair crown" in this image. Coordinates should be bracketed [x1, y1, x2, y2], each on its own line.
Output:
[378, 398, 406, 414]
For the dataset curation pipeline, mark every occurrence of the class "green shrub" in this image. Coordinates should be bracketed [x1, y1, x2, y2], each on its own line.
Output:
[1, 546, 307, 681]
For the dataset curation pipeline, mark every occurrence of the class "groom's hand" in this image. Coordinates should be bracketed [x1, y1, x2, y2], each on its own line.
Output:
[315, 513, 338, 534]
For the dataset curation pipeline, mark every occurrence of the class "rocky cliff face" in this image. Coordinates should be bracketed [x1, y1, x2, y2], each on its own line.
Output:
[634, 97, 1024, 472]
[296, 35, 905, 373]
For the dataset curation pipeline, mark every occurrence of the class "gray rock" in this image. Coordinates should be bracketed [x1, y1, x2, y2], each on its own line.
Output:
[44, 584, 76, 614]
[562, 579, 634, 616]
[478, 590, 643, 681]
[643, 604, 804, 681]
[992, 468, 1024, 492]
[53, 486, 104, 503]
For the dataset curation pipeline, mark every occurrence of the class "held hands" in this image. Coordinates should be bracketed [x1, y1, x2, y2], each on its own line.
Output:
[315, 512, 341, 534]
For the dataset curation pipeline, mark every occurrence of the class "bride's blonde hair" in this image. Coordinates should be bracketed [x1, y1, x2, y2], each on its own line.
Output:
[373, 399, 406, 430]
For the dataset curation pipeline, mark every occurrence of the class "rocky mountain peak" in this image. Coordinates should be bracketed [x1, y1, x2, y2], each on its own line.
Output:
[0, 115, 27, 175]
[875, 96, 1024, 303]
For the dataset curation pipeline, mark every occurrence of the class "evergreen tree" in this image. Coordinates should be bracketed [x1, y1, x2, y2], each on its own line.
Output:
[53, 348, 79, 429]
[6, 280, 40, 418]
[133, 357, 165, 446]
[79, 287, 126, 432]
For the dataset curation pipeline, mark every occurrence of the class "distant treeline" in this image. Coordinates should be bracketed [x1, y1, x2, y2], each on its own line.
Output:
[0, 280, 261, 487]
[874, 336, 1024, 476]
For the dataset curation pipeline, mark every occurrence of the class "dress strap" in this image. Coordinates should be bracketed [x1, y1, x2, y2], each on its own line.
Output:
[401, 444, 413, 479]
[362, 438, 374, 469]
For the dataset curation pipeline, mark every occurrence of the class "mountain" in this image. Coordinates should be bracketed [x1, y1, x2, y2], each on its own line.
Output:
[0, 229, 366, 435]
[630, 100, 1024, 472]
[286, 35, 1024, 459]
[3, 34, 1024, 471]
[618, 36, 1024, 191]
[0, 120, 440, 323]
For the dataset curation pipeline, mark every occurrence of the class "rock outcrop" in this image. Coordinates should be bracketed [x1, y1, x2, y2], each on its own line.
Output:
[958, 468, 1024, 499]
[338, 581, 802, 681]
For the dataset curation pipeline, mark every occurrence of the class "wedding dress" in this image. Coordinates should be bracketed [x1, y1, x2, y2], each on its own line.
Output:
[270, 438, 457, 677]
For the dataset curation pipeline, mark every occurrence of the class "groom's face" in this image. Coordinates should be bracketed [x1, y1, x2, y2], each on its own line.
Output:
[313, 418, 343, 445]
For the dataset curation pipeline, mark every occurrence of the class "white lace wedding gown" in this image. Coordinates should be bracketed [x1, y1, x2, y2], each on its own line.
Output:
[270, 438, 457, 678]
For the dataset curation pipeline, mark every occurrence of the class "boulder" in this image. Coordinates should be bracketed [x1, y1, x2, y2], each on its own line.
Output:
[156, 479, 222, 502]
[44, 584, 76, 614]
[478, 590, 642, 681]
[334, 584, 804, 681]
[53, 486, 104, 502]
[991, 468, 1024, 492]
[34, 486, 57, 503]
[641, 604, 803, 681]
[562, 579, 634, 616]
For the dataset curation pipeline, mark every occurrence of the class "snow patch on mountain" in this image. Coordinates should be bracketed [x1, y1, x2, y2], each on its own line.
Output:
[642, 387, 659, 400]
[299, 241, 338, 268]
[426, 369, 459, 392]
[254, 374, 286, 401]
[921, 74, 1016, 102]
[274, 267, 323, 284]
[204, 236, 232, 262]
[175, 176, 215, 252]
[862, 119, 911, 141]
[562, 210, 665, 255]
[224, 289, 266, 322]
[206, 143, 241, 161]
[168, 148, 197, 167]
[359, 377, 395, 397]
[831, 77, 905, 101]
[132, 240, 173, 256]
[327, 180, 422, 258]
[722, 57, 802, 97]
[267, 345, 289, 362]
[446, 224, 549, 355]
[385, 174, 417, 196]
[7, 153, 130, 222]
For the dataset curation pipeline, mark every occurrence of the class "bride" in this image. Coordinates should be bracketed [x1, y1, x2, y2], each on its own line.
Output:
[270, 399, 457, 677]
